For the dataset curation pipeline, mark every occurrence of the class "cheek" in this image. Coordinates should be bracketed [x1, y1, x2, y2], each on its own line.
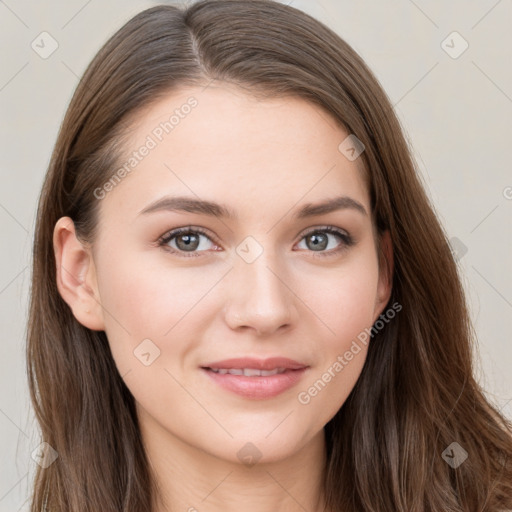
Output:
[96, 251, 223, 334]
[95, 252, 231, 378]
[297, 253, 380, 346]
[292, 253, 379, 412]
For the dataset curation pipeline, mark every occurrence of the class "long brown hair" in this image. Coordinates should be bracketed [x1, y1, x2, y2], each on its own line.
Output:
[27, 1, 512, 510]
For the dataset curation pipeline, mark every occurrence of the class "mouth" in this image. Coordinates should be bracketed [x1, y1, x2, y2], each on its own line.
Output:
[200, 357, 309, 400]
[207, 367, 289, 376]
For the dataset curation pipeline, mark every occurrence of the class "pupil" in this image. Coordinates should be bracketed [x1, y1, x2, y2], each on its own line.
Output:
[309, 233, 327, 251]
[177, 233, 198, 251]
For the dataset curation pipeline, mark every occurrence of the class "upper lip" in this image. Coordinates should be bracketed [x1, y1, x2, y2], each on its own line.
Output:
[202, 357, 308, 371]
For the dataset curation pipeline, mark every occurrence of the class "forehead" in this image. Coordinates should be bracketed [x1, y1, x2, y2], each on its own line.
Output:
[97, 84, 370, 224]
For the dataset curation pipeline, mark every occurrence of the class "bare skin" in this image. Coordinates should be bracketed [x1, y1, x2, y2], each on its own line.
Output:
[53, 83, 392, 512]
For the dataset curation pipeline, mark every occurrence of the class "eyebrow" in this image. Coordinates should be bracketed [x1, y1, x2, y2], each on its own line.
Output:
[138, 195, 368, 219]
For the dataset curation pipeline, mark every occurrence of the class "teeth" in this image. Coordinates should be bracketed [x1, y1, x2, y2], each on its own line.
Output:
[244, 368, 263, 377]
[209, 367, 287, 376]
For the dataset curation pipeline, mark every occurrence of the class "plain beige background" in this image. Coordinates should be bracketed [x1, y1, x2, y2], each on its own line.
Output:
[0, 0, 511, 510]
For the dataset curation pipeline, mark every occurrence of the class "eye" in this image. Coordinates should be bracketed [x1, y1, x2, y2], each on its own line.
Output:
[157, 225, 354, 258]
[295, 226, 354, 257]
[158, 226, 218, 257]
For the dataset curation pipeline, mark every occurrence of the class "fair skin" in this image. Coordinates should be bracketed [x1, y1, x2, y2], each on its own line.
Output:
[53, 84, 392, 512]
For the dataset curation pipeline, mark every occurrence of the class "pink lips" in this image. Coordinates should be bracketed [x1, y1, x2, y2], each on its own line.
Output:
[201, 357, 309, 400]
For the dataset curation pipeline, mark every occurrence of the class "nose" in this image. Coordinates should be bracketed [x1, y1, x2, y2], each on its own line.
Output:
[222, 249, 298, 337]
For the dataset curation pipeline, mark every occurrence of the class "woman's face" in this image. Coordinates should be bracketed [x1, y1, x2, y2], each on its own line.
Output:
[64, 84, 391, 464]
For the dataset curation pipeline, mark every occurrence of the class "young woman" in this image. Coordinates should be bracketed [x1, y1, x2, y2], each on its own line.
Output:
[27, 1, 512, 511]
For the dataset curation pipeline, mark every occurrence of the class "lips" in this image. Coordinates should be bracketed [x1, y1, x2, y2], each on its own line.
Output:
[200, 357, 309, 400]
[209, 367, 287, 376]
[202, 357, 307, 372]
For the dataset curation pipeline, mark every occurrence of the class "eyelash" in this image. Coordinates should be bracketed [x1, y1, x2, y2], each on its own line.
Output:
[157, 225, 355, 259]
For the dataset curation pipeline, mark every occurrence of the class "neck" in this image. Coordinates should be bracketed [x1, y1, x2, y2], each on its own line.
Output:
[138, 406, 329, 512]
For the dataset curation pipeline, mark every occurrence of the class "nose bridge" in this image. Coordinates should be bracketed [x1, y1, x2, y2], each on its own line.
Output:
[223, 236, 296, 334]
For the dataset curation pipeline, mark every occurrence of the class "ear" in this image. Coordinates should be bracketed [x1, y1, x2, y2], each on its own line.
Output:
[372, 229, 394, 321]
[53, 216, 105, 331]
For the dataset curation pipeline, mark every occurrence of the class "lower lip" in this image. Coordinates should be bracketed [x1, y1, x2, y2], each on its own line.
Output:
[202, 367, 308, 400]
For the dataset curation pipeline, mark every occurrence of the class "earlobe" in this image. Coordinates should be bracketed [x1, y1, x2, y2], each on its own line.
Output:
[374, 230, 394, 319]
[53, 216, 105, 331]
